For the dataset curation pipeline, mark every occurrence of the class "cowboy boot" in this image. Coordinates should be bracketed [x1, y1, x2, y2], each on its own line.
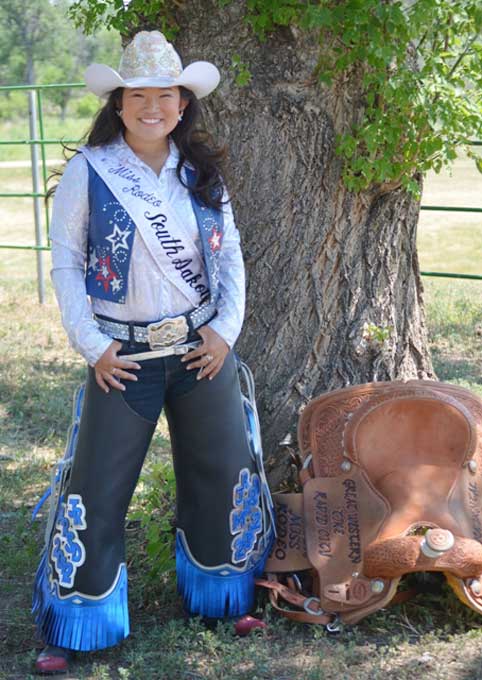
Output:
[35, 645, 71, 675]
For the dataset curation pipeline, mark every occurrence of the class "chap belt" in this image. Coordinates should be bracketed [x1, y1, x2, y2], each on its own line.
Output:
[257, 380, 482, 626]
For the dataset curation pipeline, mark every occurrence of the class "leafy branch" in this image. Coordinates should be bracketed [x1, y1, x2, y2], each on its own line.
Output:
[68, 0, 180, 39]
[68, 0, 482, 195]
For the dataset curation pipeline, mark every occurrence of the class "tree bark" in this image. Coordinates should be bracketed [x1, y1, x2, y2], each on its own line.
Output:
[171, 0, 434, 488]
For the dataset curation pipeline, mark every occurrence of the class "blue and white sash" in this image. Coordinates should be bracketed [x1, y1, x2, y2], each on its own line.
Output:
[80, 145, 210, 308]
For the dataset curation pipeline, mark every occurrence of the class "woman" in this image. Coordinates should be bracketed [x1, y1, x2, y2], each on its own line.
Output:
[33, 31, 274, 674]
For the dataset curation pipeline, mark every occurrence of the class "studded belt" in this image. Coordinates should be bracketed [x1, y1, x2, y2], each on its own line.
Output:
[95, 301, 216, 350]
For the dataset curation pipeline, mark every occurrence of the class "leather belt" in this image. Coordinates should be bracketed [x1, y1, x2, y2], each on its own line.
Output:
[118, 341, 201, 362]
[95, 301, 215, 350]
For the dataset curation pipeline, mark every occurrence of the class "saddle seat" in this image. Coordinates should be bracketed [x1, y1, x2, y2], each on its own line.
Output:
[259, 380, 482, 625]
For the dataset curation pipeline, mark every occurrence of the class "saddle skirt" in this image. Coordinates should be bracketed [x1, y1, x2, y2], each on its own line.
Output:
[258, 380, 482, 625]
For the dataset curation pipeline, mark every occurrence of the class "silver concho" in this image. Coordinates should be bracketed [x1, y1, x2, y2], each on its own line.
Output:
[147, 316, 188, 349]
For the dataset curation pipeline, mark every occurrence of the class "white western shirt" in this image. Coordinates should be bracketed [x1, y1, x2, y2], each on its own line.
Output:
[50, 134, 245, 366]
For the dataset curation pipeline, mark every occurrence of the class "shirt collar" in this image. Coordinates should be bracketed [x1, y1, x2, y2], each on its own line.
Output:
[108, 133, 180, 171]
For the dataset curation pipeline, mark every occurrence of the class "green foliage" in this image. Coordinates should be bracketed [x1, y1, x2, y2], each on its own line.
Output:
[0, 0, 121, 119]
[0, 90, 27, 121]
[68, 0, 178, 39]
[131, 460, 177, 584]
[240, 0, 482, 194]
[65, 0, 482, 196]
[38, 65, 75, 115]
[0, 0, 61, 84]
[231, 54, 252, 87]
[75, 93, 102, 117]
[244, 0, 304, 38]
[362, 321, 393, 348]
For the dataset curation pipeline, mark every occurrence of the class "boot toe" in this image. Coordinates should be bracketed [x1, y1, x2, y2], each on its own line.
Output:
[234, 615, 267, 636]
[35, 648, 70, 675]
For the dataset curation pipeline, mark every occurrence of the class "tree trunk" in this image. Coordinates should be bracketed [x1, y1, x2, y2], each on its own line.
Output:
[60, 91, 71, 122]
[25, 51, 35, 85]
[172, 0, 434, 488]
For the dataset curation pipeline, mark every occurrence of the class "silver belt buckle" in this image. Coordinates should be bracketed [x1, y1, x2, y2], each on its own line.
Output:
[147, 316, 189, 350]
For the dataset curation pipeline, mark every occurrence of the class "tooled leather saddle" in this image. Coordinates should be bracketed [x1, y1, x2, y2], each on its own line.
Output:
[257, 380, 482, 628]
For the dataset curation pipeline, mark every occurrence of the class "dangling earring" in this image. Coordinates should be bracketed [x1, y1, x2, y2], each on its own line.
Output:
[116, 109, 123, 117]
[178, 111, 184, 122]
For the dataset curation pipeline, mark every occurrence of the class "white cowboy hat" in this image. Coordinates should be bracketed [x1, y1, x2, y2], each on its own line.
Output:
[84, 31, 220, 99]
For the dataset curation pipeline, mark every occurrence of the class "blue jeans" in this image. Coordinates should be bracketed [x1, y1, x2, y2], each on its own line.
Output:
[119, 336, 201, 423]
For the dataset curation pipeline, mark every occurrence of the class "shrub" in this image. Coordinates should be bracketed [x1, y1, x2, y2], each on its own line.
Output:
[75, 93, 100, 118]
[131, 460, 177, 585]
[0, 90, 29, 121]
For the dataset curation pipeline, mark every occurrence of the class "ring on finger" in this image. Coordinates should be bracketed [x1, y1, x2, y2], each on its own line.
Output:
[205, 354, 214, 362]
[112, 367, 117, 375]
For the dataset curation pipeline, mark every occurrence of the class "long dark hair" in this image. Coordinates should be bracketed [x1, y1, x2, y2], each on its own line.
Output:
[48, 86, 227, 209]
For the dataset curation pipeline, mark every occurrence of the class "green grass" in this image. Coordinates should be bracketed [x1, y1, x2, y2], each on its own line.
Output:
[0, 284, 481, 679]
[0, 141, 481, 679]
[418, 222, 482, 276]
[424, 278, 482, 397]
[418, 151, 482, 276]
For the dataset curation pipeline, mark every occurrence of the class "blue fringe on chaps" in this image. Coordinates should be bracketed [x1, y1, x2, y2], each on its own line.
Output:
[32, 350, 274, 652]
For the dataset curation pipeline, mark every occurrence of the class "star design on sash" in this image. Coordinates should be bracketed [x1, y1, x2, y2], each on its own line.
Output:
[208, 227, 222, 253]
[105, 224, 132, 254]
[96, 256, 118, 293]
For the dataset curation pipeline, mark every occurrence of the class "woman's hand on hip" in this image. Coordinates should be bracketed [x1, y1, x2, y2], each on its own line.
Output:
[94, 340, 141, 393]
[181, 326, 229, 381]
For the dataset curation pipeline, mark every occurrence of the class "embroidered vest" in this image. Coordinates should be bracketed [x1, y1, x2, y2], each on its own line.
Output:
[85, 162, 224, 306]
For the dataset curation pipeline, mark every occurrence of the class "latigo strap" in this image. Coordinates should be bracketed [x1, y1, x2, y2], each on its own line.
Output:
[258, 380, 482, 626]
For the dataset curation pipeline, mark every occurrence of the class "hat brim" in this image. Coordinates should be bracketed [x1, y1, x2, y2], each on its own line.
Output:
[84, 61, 220, 100]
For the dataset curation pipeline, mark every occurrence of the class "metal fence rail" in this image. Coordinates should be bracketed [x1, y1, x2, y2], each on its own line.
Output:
[0, 83, 84, 301]
[0, 82, 481, 301]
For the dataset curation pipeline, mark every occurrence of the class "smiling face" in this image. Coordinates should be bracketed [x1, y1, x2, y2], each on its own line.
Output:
[120, 86, 187, 146]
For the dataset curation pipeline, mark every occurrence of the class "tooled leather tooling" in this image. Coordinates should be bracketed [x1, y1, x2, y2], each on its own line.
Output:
[257, 380, 482, 626]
